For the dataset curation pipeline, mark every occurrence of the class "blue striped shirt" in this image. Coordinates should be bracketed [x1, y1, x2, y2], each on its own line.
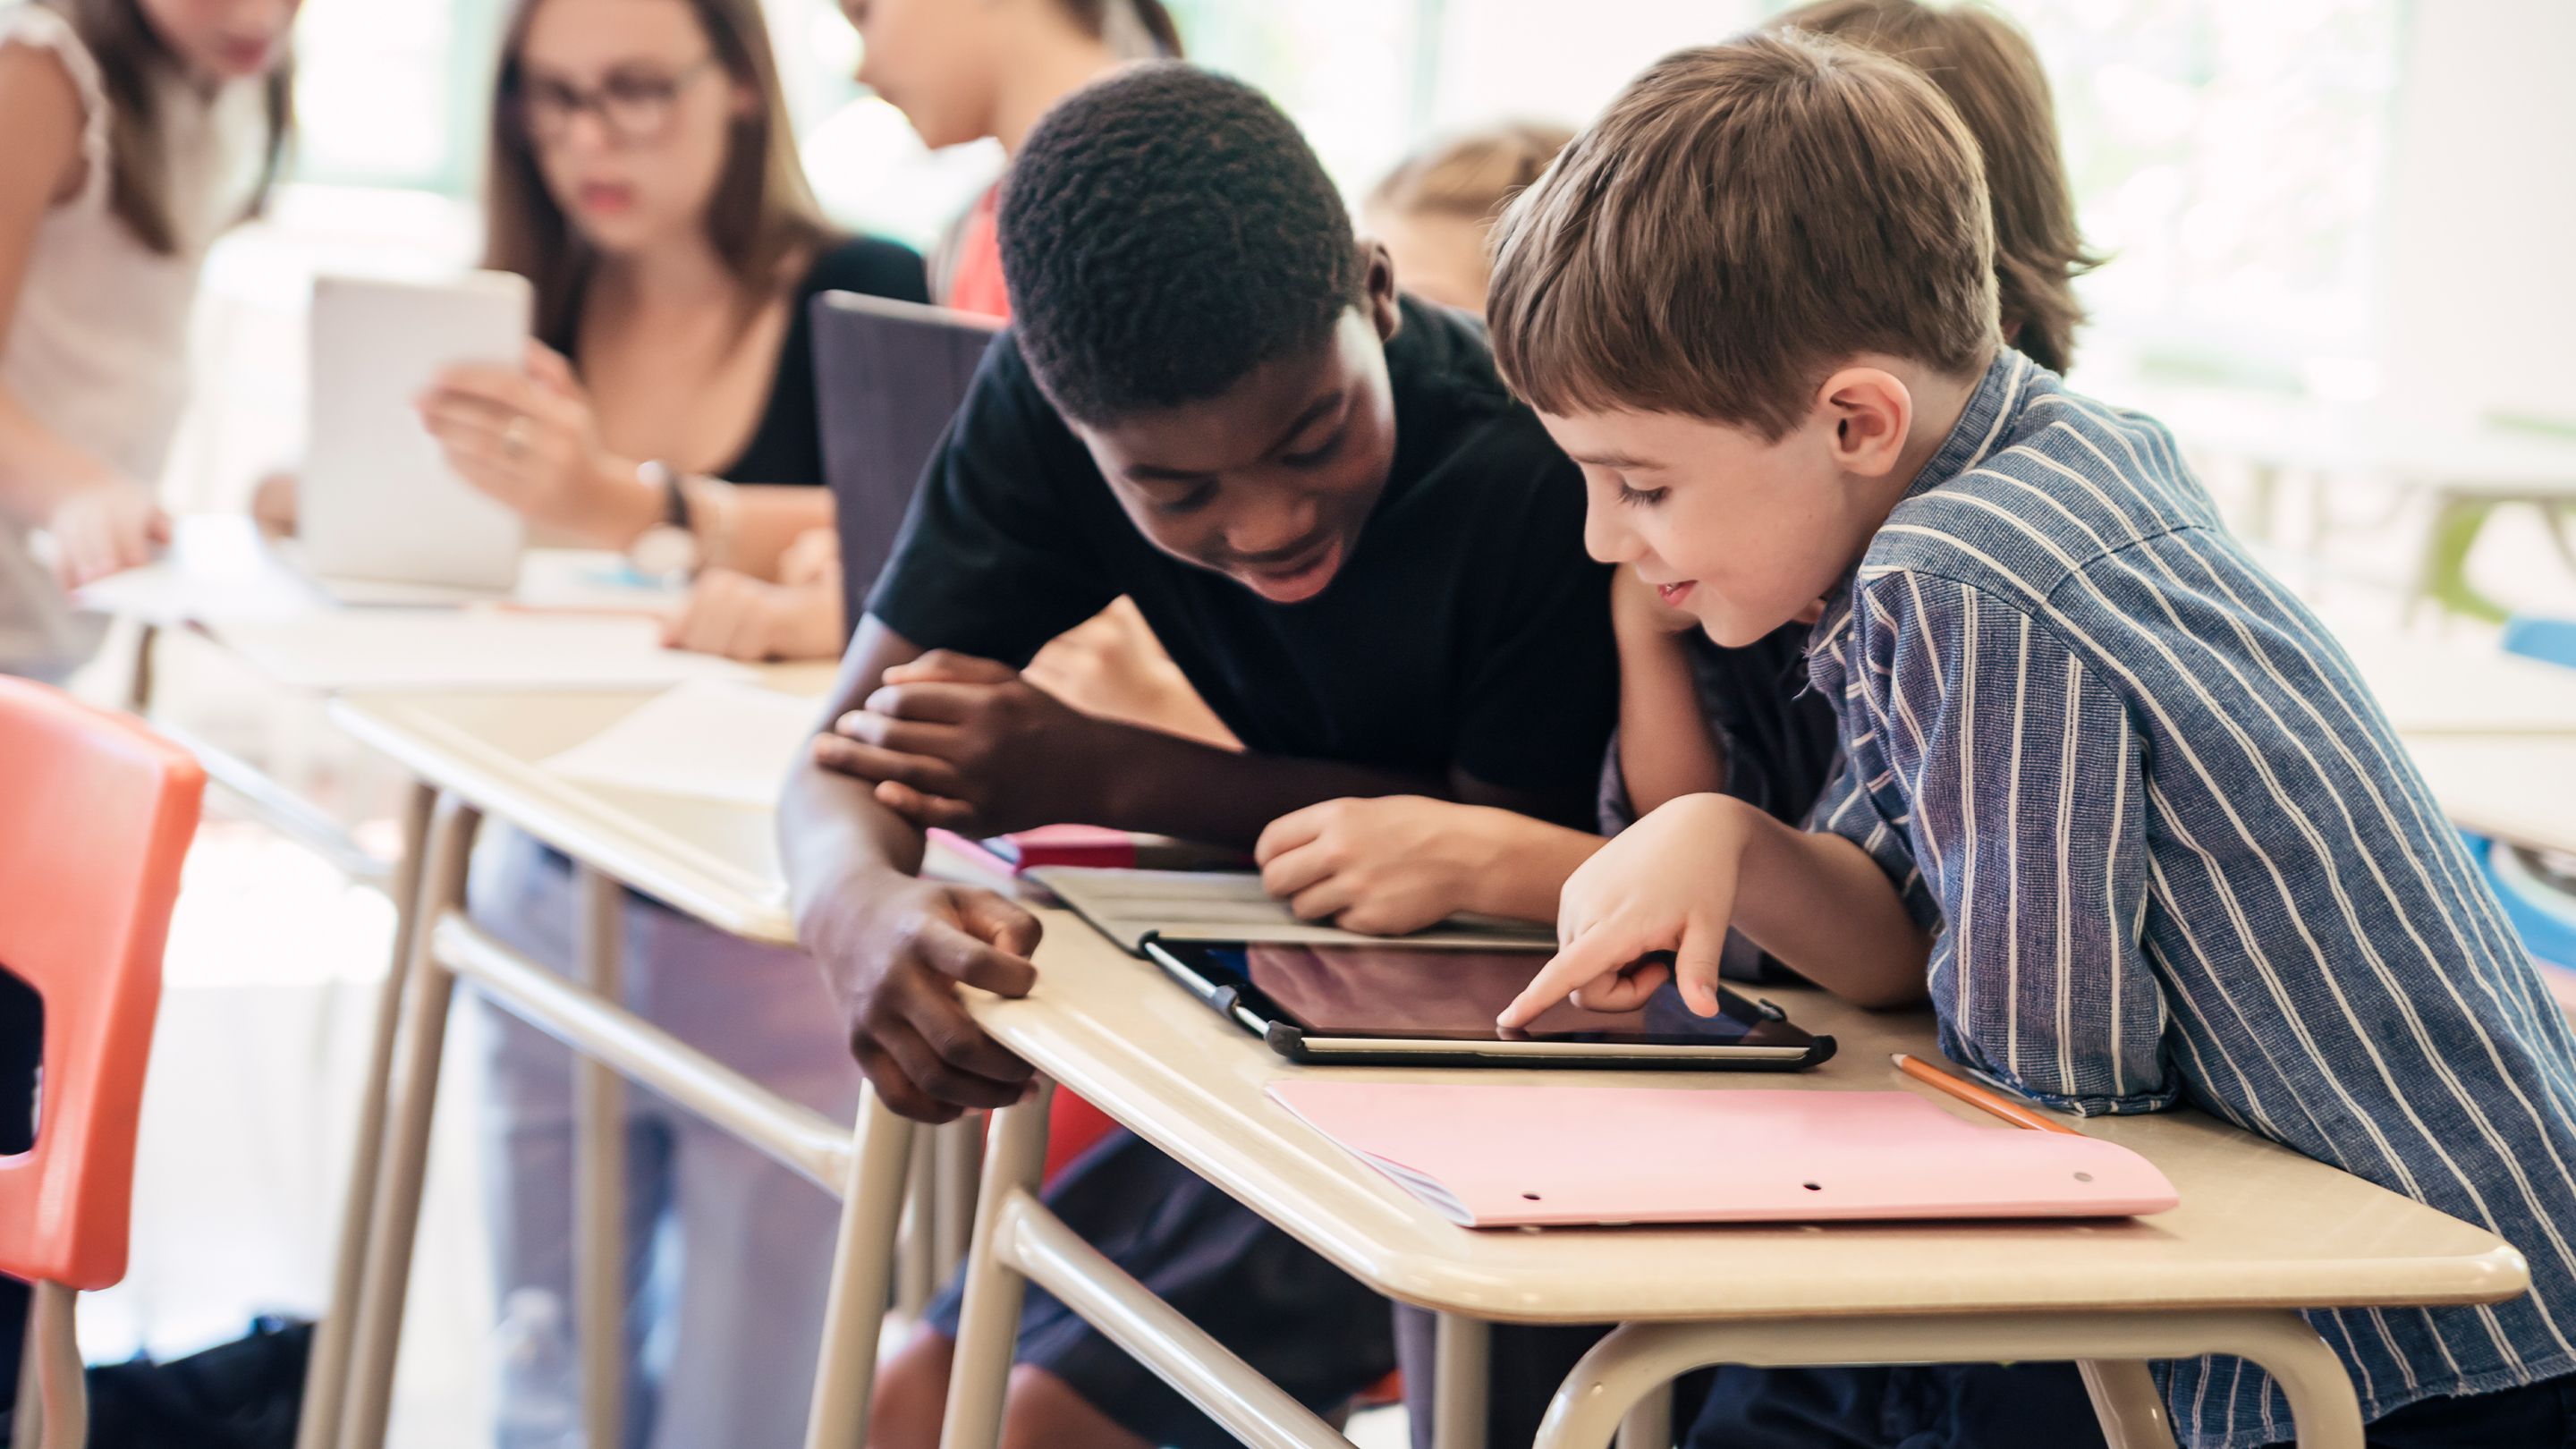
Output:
[1805, 350, 2576, 1446]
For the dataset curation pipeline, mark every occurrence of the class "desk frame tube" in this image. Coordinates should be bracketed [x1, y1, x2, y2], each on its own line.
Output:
[572, 864, 627, 1449]
[937, 1089, 1355, 1449]
[336, 794, 479, 1449]
[1531, 1312, 2363, 1449]
[295, 781, 436, 1449]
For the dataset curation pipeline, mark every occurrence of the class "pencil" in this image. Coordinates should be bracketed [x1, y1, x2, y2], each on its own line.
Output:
[1890, 1052, 2084, 1135]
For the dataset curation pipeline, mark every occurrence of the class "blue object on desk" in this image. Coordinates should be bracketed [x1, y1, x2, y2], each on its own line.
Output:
[2503, 614, 2576, 673]
[2468, 617, 2576, 979]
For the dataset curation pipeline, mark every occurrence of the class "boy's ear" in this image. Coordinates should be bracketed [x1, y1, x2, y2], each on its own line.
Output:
[1816, 367, 1914, 479]
[1358, 239, 1402, 343]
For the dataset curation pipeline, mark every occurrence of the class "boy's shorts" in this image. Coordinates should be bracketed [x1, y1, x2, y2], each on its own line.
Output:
[921, 1127, 1397, 1449]
[1682, 1362, 2106, 1449]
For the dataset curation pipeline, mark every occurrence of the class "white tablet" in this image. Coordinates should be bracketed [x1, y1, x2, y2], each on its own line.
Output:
[301, 271, 532, 593]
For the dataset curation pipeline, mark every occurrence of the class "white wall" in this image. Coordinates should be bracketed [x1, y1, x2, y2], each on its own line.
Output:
[2378, 0, 2576, 424]
[1427, 0, 1765, 133]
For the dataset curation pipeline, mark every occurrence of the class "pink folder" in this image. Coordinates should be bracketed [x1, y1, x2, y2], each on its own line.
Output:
[1267, 1081, 2179, 1228]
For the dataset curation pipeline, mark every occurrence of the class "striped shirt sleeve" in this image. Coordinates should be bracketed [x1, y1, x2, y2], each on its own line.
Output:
[1844, 571, 2176, 1115]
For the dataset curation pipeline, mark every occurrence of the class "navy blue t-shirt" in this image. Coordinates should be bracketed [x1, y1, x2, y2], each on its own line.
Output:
[868, 299, 1614, 794]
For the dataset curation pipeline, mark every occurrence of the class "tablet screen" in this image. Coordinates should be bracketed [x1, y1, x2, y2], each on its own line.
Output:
[1159, 941, 1782, 1046]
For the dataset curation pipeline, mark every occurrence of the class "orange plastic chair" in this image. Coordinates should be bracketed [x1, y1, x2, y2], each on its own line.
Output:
[0, 677, 205, 1448]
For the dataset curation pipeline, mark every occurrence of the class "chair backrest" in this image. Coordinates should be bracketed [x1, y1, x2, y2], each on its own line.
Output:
[811, 292, 1004, 641]
[0, 678, 204, 1291]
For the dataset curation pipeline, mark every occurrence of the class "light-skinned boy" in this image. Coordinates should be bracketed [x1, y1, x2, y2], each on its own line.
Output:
[1491, 30, 2576, 1449]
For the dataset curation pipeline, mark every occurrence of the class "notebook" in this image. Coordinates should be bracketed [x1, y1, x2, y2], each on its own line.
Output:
[1267, 1080, 2179, 1228]
[1030, 866, 1558, 955]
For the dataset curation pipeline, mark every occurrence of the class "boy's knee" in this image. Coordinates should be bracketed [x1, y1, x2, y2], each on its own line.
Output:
[999, 1363, 1150, 1449]
[866, 1328, 956, 1449]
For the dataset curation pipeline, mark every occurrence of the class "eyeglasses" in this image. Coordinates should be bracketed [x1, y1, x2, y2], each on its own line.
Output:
[515, 55, 717, 146]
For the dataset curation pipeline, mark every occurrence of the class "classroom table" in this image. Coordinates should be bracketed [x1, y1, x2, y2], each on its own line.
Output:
[321, 680, 998, 1449]
[315, 691, 2538, 1449]
[2347, 632, 2576, 737]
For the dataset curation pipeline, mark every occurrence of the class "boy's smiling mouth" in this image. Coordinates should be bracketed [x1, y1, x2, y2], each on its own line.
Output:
[1655, 580, 1697, 607]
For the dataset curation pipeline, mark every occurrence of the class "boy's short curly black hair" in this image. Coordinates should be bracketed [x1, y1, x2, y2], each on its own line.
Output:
[998, 63, 1368, 427]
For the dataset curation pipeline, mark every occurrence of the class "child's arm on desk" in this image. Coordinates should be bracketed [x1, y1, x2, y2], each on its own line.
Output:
[1612, 564, 1729, 813]
[787, 617, 1586, 1120]
[1500, 792, 1930, 1025]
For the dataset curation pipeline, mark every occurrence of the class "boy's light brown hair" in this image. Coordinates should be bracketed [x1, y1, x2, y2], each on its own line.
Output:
[1487, 30, 2002, 441]
[1368, 121, 1576, 224]
[1781, 0, 2098, 374]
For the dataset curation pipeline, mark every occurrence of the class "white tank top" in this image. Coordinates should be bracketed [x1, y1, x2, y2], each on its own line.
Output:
[0, 3, 267, 675]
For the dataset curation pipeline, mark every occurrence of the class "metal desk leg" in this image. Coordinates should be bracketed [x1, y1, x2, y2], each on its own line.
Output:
[296, 779, 435, 1449]
[25, 1284, 82, 1449]
[937, 1086, 1056, 1449]
[1532, 1310, 2364, 1449]
[895, 1125, 937, 1320]
[1432, 1314, 1489, 1449]
[801, 1090, 918, 1449]
[12, 1295, 40, 1447]
[335, 795, 478, 1449]
[2080, 1360, 2179, 1449]
[1615, 1382, 1673, 1449]
[935, 1116, 984, 1285]
[572, 865, 627, 1449]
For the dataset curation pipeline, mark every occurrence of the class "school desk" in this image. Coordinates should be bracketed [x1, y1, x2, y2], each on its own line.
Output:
[315, 692, 2529, 1449]
[321, 681, 994, 1449]
[2148, 388, 2576, 621]
[2351, 632, 2576, 737]
[2405, 735, 2576, 858]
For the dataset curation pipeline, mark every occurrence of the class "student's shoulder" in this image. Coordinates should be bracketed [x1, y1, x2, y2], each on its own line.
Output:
[1388, 297, 1580, 498]
[0, 11, 96, 211]
[1863, 372, 2207, 616]
[800, 233, 932, 306]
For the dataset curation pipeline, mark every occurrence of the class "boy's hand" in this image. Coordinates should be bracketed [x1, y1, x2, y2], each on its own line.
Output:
[804, 870, 1041, 1123]
[1500, 792, 1751, 1028]
[813, 650, 1117, 836]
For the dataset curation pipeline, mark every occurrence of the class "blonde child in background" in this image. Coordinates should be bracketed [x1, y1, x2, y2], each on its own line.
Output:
[1361, 120, 1572, 315]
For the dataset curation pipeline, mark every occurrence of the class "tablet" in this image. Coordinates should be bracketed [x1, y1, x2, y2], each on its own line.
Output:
[302, 271, 532, 593]
[1142, 938, 1836, 1071]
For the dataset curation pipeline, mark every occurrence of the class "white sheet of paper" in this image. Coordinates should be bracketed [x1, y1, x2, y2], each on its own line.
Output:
[212, 611, 751, 691]
[541, 678, 822, 807]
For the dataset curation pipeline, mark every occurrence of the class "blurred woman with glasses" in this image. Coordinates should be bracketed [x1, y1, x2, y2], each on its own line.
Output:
[435, 3, 927, 1446]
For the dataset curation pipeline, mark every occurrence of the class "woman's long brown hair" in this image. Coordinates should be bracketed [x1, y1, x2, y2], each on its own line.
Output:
[483, 0, 833, 347]
[1776, 0, 2102, 374]
[47, 0, 293, 257]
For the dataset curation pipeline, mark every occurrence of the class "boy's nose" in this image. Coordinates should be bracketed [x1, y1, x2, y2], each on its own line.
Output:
[1582, 502, 1641, 567]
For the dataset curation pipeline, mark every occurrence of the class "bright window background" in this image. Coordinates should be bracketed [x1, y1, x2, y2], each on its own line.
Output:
[199, 0, 2569, 513]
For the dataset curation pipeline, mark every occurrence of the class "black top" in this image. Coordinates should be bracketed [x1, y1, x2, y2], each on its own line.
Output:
[868, 298, 1617, 794]
[550, 235, 930, 486]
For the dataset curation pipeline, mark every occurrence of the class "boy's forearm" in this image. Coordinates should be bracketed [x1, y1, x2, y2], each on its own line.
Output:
[1616, 623, 1724, 814]
[781, 754, 925, 948]
[1726, 803, 1929, 1007]
[1090, 724, 1445, 849]
[1465, 817, 1605, 923]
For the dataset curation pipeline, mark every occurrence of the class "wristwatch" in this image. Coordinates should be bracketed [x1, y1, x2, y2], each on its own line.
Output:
[629, 460, 702, 579]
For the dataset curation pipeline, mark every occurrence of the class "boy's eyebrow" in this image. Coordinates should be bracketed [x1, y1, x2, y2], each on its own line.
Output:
[1569, 449, 1663, 470]
[1123, 391, 1349, 485]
